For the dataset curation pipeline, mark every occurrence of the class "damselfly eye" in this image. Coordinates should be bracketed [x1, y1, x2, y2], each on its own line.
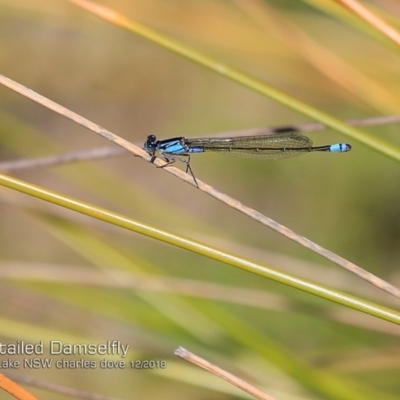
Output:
[147, 135, 157, 144]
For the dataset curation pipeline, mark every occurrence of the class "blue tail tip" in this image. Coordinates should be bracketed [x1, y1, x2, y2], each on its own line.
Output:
[331, 143, 351, 152]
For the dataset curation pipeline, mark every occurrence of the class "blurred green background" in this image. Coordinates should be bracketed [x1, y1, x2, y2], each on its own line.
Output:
[0, 1, 400, 399]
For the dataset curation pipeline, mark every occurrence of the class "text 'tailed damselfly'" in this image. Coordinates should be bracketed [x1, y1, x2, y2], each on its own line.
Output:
[144, 129, 351, 186]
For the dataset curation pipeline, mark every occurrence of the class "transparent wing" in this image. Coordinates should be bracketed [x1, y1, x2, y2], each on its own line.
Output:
[186, 132, 314, 160]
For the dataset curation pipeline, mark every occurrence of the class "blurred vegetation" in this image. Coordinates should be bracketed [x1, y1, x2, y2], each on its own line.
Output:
[1, 0, 400, 399]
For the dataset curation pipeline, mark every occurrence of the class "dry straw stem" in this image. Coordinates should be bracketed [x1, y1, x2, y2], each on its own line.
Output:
[336, 0, 400, 47]
[175, 347, 277, 400]
[1, 73, 400, 304]
[2, 115, 400, 172]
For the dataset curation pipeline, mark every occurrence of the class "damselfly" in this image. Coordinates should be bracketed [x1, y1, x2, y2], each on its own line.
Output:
[144, 129, 351, 186]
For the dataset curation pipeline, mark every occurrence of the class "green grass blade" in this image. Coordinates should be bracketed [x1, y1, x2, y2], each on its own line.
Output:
[1, 171, 400, 325]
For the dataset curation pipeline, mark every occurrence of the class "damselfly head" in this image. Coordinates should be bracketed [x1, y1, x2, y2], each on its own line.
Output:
[144, 135, 158, 152]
